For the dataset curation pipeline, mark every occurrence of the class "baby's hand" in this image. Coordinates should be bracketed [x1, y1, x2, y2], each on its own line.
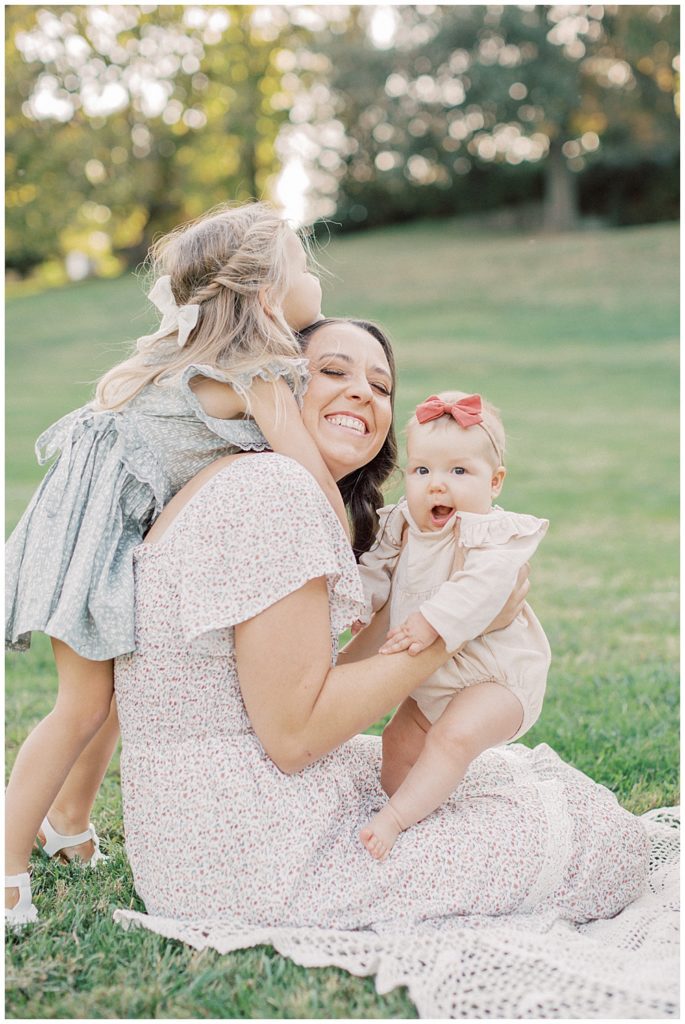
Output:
[350, 620, 365, 637]
[379, 612, 439, 656]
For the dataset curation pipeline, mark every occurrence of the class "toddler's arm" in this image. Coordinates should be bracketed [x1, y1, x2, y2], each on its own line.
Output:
[191, 374, 350, 539]
[249, 377, 350, 538]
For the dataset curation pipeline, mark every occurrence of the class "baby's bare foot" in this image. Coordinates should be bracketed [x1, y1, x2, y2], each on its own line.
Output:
[360, 804, 404, 861]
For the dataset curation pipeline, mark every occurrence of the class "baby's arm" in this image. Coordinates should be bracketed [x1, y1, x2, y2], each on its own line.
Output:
[360, 681, 523, 861]
[379, 611, 439, 656]
[412, 521, 547, 655]
[191, 374, 350, 538]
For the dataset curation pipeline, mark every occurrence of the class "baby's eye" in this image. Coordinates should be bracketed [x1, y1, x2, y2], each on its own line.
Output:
[414, 466, 430, 476]
[451, 467, 466, 475]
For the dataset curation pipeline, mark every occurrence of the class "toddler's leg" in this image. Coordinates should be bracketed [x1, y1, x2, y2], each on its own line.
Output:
[5, 640, 114, 908]
[44, 696, 120, 860]
[360, 682, 523, 860]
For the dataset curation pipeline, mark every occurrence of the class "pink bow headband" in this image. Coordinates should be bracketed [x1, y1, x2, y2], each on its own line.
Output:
[415, 394, 503, 463]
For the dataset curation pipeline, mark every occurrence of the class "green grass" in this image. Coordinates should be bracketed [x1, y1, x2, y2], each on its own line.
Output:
[5, 220, 679, 1018]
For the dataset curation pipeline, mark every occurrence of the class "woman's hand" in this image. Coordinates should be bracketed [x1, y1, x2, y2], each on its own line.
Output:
[484, 563, 530, 633]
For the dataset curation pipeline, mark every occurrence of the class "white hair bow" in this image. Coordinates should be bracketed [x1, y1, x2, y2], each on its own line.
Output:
[137, 275, 200, 350]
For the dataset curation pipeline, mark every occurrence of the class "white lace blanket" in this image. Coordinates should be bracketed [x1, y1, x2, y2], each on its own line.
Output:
[114, 808, 679, 1019]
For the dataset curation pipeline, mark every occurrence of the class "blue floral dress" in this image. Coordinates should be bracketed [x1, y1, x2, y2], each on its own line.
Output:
[5, 359, 309, 660]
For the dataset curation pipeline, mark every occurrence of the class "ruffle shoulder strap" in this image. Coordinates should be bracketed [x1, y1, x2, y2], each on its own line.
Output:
[456, 507, 549, 549]
[375, 499, 409, 549]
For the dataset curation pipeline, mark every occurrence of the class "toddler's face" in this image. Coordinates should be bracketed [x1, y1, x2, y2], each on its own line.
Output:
[404, 422, 505, 530]
[280, 230, 323, 331]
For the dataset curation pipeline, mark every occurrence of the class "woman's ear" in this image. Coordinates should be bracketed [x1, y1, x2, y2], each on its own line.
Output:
[491, 466, 506, 498]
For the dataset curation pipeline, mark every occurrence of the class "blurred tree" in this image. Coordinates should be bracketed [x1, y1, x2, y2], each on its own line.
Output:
[5, 5, 311, 276]
[5, 4, 680, 278]
[307, 4, 679, 231]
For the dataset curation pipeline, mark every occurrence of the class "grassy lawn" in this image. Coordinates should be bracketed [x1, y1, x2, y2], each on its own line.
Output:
[5, 220, 679, 1018]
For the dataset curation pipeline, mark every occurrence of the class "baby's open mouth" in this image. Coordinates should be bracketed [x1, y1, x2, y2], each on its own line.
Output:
[430, 504, 456, 526]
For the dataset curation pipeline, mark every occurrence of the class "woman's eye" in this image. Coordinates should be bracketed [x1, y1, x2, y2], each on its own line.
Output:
[320, 367, 344, 377]
[372, 382, 391, 396]
[451, 467, 466, 475]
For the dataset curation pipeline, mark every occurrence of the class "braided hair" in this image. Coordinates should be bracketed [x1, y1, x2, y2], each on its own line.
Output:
[298, 318, 399, 560]
[94, 201, 303, 410]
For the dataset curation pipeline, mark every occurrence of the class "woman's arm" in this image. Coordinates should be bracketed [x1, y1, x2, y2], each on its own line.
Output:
[235, 577, 450, 774]
[235, 553, 532, 775]
[337, 599, 392, 664]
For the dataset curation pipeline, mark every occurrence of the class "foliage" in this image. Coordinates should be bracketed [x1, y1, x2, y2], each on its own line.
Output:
[5, 5, 313, 276]
[307, 4, 680, 231]
[4, 5, 680, 279]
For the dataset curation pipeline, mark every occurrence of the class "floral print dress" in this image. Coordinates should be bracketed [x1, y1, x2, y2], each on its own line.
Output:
[114, 454, 650, 936]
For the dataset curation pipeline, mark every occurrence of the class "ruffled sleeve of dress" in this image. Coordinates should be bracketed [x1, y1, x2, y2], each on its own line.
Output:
[178, 358, 311, 449]
[177, 453, 365, 645]
[356, 501, 407, 624]
[420, 508, 549, 653]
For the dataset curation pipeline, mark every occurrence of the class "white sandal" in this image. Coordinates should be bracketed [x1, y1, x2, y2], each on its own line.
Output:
[5, 872, 38, 928]
[37, 816, 108, 867]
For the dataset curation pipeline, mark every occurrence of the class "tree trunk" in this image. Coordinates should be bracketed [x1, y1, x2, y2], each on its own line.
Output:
[543, 141, 580, 232]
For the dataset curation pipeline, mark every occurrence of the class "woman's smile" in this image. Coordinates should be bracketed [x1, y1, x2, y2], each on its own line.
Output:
[323, 412, 369, 435]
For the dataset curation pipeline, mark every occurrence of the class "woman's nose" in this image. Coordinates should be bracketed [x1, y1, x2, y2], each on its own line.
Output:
[344, 374, 373, 401]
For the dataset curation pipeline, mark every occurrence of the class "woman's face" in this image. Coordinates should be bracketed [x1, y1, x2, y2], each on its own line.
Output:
[302, 322, 394, 481]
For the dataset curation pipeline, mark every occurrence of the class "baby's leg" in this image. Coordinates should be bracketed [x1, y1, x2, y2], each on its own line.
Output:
[5, 640, 114, 907]
[360, 682, 523, 860]
[380, 698, 431, 796]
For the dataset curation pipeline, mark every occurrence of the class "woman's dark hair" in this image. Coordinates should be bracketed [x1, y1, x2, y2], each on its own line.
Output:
[298, 317, 398, 560]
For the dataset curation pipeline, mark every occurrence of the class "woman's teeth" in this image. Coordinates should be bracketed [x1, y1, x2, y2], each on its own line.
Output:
[325, 414, 367, 434]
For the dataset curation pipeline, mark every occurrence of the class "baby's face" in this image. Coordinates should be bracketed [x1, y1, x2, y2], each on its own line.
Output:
[404, 422, 505, 530]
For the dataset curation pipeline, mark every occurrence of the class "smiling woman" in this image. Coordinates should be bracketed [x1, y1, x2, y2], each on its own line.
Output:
[299, 318, 398, 558]
[113, 316, 652, 1017]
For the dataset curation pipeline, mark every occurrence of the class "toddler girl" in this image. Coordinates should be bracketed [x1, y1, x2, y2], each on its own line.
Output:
[5, 201, 347, 925]
[355, 391, 551, 860]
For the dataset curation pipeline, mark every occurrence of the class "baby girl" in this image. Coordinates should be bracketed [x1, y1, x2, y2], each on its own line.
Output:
[355, 392, 551, 860]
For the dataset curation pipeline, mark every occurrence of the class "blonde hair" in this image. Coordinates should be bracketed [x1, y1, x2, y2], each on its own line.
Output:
[94, 201, 305, 411]
[408, 390, 506, 466]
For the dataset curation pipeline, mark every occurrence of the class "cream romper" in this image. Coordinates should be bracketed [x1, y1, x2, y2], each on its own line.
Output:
[358, 500, 551, 742]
